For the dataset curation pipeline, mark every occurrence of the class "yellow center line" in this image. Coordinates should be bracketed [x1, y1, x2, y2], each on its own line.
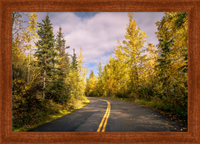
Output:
[97, 99, 111, 132]
[102, 102, 110, 132]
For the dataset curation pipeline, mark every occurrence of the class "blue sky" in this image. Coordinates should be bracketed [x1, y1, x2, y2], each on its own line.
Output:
[19, 12, 165, 78]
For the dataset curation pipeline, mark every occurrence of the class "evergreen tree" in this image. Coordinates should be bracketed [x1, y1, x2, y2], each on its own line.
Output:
[56, 27, 70, 69]
[155, 15, 174, 99]
[69, 48, 79, 99]
[155, 12, 188, 113]
[34, 14, 56, 99]
[55, 26, 70, 80]
[72, 48, 78, 70]
[48, 26, 70, 103]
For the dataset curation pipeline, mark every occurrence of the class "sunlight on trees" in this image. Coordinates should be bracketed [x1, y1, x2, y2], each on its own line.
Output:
[12, 13, 88, 130]
[12, 12, 188, 130]
[85, 12, 188, 120]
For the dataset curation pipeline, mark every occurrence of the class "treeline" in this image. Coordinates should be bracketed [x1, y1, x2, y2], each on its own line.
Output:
[85, 12, 188, 120]
[12, 13, 87, 130]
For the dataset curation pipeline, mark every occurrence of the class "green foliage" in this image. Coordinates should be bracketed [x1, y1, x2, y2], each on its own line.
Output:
[72, 48, 78, 70]
[48, 26, 70, 103]
[34, 14, 56, 99]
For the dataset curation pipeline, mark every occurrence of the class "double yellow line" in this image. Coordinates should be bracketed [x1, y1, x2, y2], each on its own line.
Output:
[97, 99, 111, 132]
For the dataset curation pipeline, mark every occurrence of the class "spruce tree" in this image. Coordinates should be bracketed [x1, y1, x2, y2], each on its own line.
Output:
[72, 48, 78, 70]
[155, 16, 174, 99]
[34, 14, 56, 99]
[52, 26, 70, 103]
[55, 26, 70, 79]
[69, 48, 79, 99]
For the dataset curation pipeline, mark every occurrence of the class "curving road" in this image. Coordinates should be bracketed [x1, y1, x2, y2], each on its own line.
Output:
[29, 97, 182, 132]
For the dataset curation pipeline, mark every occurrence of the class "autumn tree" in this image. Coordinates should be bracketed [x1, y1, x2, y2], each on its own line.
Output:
[12, 12, 28, 81]
[85, 70, 96, 97]
[95, 62, 103, 97]
[77, 47, 88, 97]
[112, 41, 129, 97]
[155, 12, 188, 115]
[90, 12, 188, 121]
[121, 13, 148, 96]
[23, 12, 39, 84]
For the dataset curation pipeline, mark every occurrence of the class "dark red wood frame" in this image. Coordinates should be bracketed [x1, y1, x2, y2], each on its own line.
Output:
[0, 0, 199, 143]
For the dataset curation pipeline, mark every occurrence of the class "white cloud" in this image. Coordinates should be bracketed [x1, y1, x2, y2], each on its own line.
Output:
[35, 12, 165, 76]
[50, 13, 129, 67]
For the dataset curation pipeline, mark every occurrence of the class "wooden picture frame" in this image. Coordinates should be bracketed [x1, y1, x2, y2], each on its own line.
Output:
[0, 0, 199, 143]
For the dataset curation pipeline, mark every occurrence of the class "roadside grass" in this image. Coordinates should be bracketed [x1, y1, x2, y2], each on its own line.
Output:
[134, 99, 187, 120]
[13, 99, 90, 132]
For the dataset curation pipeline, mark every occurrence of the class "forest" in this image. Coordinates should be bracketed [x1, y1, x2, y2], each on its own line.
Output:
[12, 13, 88, 131]
[12, 12, 188, 131]
[85, 12, 188, 122]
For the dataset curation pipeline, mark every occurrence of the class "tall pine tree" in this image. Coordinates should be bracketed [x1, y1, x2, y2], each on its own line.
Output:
[55, 26, 71, 83]
[72, 48, 78, 70]
[155, 15, 174, 100]
[34, 14, 56, 99]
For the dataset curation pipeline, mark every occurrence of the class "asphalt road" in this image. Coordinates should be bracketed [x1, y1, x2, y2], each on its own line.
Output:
[29, 97, 182, 132]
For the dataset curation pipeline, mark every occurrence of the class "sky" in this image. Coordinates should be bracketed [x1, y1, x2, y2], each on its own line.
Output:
[20, 12, 165, 78]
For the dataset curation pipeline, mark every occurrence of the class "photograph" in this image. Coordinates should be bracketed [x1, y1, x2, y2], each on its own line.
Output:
[12, 12, 188, 132]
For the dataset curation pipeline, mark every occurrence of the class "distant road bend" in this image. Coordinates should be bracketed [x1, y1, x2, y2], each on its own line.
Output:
[29, 97, 181, 132]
